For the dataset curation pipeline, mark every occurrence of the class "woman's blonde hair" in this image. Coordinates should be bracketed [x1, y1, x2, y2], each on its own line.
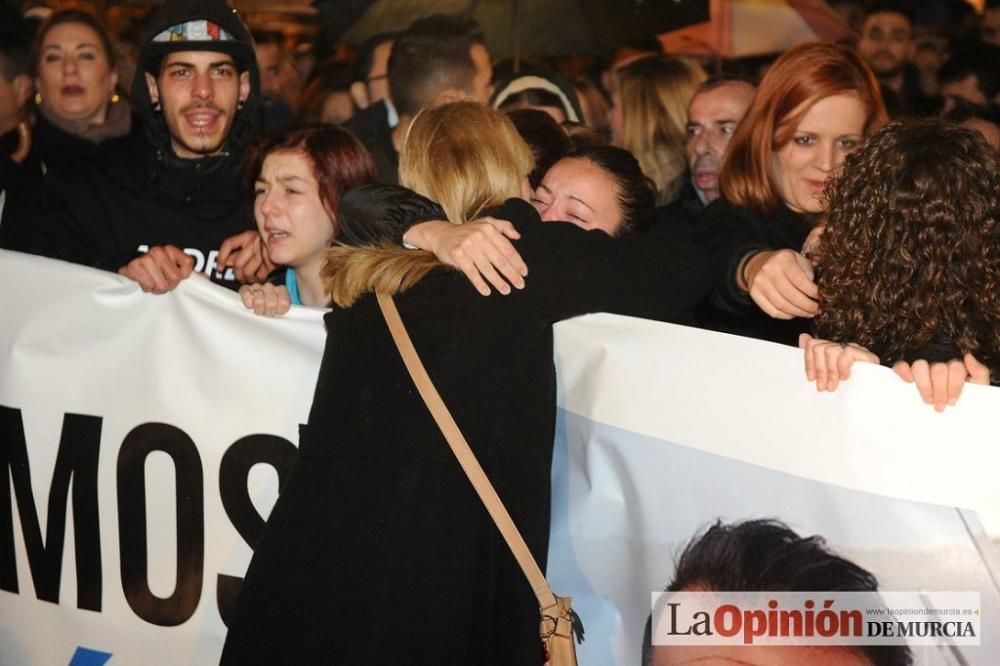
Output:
[399, 101, 534, 224]
[324, 102, 534, 306]
[618, 56, 707, 205]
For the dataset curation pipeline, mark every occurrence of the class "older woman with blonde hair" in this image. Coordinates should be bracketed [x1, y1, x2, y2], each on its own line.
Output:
[610, 55, 707, 205]
[223, 101, 711, 664]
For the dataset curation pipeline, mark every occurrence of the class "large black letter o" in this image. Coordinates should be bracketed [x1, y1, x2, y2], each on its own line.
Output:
[118, 423, 203, 626]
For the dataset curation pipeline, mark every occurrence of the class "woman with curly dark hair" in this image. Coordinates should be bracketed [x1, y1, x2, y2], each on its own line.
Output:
[800, 117, 1000, 410]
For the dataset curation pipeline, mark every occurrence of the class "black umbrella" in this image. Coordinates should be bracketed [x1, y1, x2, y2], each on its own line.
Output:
[314, 0, 709, 61]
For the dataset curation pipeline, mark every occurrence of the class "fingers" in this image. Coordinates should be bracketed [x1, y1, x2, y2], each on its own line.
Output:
[488, 227, 528, 280]
[819, 341, 856, 391]
[464, 223, 527, 291]
[899, 357, 985, 411]
[815, 342, 833, 391]
[789, 253, 819, 300]
[231, 248, 259, 284]
[799, 334, 816, 381]
[929, 361, 952, 411]
[837, 344, 879, 381]
[472, 255, 511, 295]
[429, 221, 529, 296]
[459, 260, 493, 297]
[215, 232, 245, 269]
[800, 335, 879, 392]
[119, 261, 159, 293]
[799, 335, 837, 391]
[835, 345, 856, 382]
[749, 250, 819, 318]
[233, 235, 262, 283]
[218, 231, 270, 283]
[451, 235, 515, 294]
[908, 360, 934, 407]
[163, 245, 195, 280]
[892, 360, 914, 383]
[482, 217, 522, 241]
[254, 247, 276, 282]
[239, 284, 291, 316]
[750, 281, 816, 319]
[965, 353, 991, 385]
[119, 246, 194, 294]
[239, 285, 256, 310]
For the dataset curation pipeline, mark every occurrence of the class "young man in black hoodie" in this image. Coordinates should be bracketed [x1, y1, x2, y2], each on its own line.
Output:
[8, 0, 268, 293]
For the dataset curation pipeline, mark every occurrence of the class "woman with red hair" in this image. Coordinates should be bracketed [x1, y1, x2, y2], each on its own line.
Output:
[699, 42, 887, 345]
[239, 124, 378, 314]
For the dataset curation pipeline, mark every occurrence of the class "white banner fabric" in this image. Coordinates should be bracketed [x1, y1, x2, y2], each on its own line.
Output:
[1, 250, 998, 664]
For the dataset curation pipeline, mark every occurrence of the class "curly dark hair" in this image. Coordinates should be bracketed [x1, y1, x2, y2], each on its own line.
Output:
[814, 118, 1000, 370]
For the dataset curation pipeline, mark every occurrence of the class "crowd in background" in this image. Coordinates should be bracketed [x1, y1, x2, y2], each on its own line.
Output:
[0, 0, 998, 370]
[2, 0, 998, 406]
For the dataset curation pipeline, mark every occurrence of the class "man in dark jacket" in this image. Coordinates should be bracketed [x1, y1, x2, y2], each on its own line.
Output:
[652, 76, 754, 237]
[346, 15, 493, 184]
[856, 4, 940, 117]
[9, 0, 267, 292]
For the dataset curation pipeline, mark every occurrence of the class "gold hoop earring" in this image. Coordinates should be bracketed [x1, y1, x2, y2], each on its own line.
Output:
[111, 92, 120, 104]
[34, 92, 42, 105]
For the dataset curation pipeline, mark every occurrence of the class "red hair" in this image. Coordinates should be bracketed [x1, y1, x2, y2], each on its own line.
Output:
[250, 124, 378, 234]
[720, 42, 887, 216]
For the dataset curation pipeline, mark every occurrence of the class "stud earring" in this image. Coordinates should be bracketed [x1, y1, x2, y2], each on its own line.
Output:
[111, 92, 120, 104]
[34, 92, 42, 105]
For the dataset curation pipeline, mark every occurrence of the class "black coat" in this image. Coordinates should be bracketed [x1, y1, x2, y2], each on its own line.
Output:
[0, 112, 132, 250]
[344, 100, 398, 185]
[221, 199, 712, 665]
[10, 131, 255, 289]
[697, 196, 815, 346]
[4, 0, 261, 290]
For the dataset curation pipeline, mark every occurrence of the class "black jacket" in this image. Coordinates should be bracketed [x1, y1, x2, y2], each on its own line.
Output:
[344, 100, 398, 184]
[222, 198, 712, 665]
[697, 196, 815, 346]
[0, 107, 135, 249]
[7, 0, 261, 290]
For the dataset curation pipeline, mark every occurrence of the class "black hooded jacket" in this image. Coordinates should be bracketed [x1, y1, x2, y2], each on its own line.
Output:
[9, 0, 261, 290]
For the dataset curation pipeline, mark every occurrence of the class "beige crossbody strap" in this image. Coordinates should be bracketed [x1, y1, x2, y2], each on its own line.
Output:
[376, 291, 559, 612]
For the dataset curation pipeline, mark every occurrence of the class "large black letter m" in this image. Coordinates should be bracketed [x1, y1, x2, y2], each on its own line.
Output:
[0, 406, 102, 610]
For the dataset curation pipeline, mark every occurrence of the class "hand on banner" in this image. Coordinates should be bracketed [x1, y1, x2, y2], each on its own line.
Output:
[119, 244, 195, 294]
[799, 333, 880, 392]
[892, 354, 990, 412]
[218, 230, 275, 284]
[403, 218, 527, 296]
[743, 249, 819, 319]
[240, 283, 292, 317]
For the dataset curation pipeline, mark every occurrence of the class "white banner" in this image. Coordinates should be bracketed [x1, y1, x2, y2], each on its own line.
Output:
[1, 250, 998, 665]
